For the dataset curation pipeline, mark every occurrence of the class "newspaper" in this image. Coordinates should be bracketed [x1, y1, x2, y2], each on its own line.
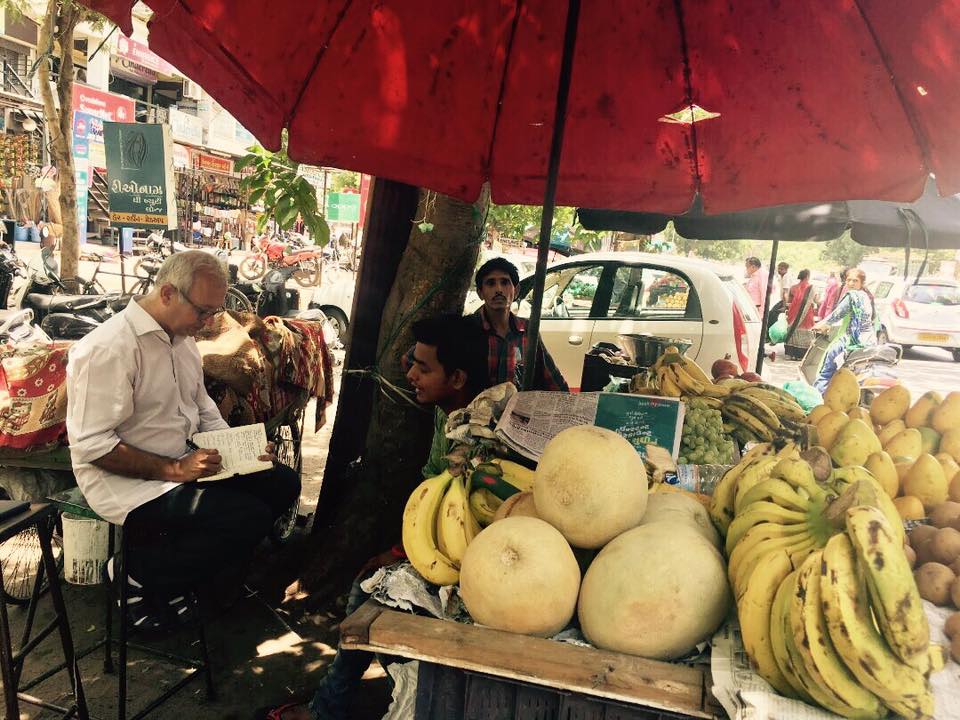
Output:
[711, 603, 960, 720]
[494, 391, 600, 460]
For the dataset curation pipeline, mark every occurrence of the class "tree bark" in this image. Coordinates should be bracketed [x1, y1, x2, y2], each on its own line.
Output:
[299, 187, 489, 606]
[37, 1, 80, 286]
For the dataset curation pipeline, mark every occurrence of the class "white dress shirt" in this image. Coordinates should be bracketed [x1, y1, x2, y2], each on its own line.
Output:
[66, 299, 229, 524]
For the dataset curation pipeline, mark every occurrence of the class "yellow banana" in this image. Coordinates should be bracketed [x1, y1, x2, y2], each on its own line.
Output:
[722, 404, 774, 442]
[845, 505, 930, 673]
[790, 551, 887, 718]
[468, 487, 501, 526]
[726, 394, 782, 430]
[725, 502, 809, 555]
[728, 521, 811, 580]
[402, 472, 460, 585]
[733, 535, 815, 600]
[489, 458, 536, 493]
[436, 475, 471, 567]
[699, 381, 732, 398]
[710, 445, 776, 534]
[733, 457, 781, 513]
[821, 534, 934, 719]
[737, 549, 796, 697]
[677, 355, 713, 386]
[668, 363, 704, 395]
[770, 570, 811, 701]
[737, 477, 812, 515]
[657, 366, 683, 397]
[772, 458, 827, 500]
[831, 468, 905, 545]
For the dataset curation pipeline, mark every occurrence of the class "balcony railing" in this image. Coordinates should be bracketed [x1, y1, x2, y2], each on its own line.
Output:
[1, 60, 35, 98]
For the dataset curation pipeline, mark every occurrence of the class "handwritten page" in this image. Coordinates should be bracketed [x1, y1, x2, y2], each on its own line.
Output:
[191, 423, 272, 482]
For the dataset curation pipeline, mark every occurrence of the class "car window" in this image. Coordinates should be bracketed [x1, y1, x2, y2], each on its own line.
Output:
[874, 281, 893, 299]
[535, 265, 604, 319]
[607, 265, 644, 317]
[904, 283, 960, 305]
[641, 269, 691, 314]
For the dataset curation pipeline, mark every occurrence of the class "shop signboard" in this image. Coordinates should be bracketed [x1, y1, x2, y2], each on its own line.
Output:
[72, 83, 136, 123]
[326, 191, 361, 223]
[110, 56, 158, 85]
[193, 151, 233, 174]
[73, 110, 106, 169]
[115, 35, 176, 75]
[172, 143, 191, 169]
[168, 108, 204, 146]
[593, 393, 684, 459]
[103, 122, 177, 229]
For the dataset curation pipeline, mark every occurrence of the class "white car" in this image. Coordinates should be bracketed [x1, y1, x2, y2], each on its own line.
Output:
[513, 252, 762, 389]
[870, 277, 960, 361]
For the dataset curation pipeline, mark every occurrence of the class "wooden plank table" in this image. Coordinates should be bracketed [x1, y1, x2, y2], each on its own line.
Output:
[340, 600, 723, 718]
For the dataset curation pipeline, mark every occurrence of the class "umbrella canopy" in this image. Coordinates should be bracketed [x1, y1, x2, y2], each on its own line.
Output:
[85, 0, 960, 213]
[577, 179, 960, 249]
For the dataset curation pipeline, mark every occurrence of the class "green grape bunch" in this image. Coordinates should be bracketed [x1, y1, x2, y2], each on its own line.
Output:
[678, 399, 734, 466]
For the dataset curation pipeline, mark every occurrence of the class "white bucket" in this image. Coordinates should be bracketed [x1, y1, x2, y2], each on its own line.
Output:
[61, 512, 109, 585]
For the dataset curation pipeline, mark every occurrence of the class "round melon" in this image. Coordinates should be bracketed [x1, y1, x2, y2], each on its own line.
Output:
[492, 491, 539, 522]
[459, 516, 580, 637]
[533, 425, 647, 549]
[578, 522, 731, 659]
[639, 492, 720, 549]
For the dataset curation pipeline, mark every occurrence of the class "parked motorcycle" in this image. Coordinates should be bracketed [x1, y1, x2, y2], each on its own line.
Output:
[799, 329, 901, 404]
[238, 234, 321, 287]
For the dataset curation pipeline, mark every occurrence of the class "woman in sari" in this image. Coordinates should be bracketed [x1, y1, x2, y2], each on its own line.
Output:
[786, 270, 815, 330]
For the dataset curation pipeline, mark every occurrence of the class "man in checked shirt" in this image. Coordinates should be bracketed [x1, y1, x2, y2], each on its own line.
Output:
[468, 257, 568, 391]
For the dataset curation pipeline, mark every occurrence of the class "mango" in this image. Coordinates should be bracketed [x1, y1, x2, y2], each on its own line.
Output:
[893, 495, 926, 521]
[878, 419, 906, 448]
[817, 411, 849, 450]
[902, 454, 948, 511]
[848, 406, 872, 423]
[864, 451, 899, 499]
[932, 391, 960, 435]
[807, 404, 832, 425]
[884, 428, 923, 460]
[829, 419, 882, 468]
[950, 472, 960, 503]
[869, 384, 911, 426]
[905, 391, 942, 429]
[823, 367, 860, 413]
[936, 453, 960, 484]
[918, 427, 942, 455]
[894, 456, 917, 486]
[941, 428, 960, 463]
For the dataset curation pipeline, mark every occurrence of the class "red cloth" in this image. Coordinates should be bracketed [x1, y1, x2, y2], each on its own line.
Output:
[818, 280, 841, 321]
[786, 280, 815, 329]
[0, 342, 70, 452]
[80, 0, 960, 212]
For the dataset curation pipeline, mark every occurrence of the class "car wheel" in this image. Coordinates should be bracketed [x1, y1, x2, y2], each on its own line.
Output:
[322, 307, 348, 341]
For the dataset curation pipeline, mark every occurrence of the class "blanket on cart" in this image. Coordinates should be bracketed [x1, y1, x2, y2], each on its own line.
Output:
[0, 341, 71, 453]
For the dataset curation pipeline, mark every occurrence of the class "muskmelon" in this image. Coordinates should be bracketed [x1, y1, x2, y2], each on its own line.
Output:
[533, 425, 647, 549]
[459, 516, 580, 637]
[578, 522, 731, 660]
[640, 492, 720, 548]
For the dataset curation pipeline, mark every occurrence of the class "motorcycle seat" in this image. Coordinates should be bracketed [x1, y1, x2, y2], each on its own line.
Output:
[25, 293, 111, 312]
[845, 344, 900, 366]
[285, 247, 316, 256]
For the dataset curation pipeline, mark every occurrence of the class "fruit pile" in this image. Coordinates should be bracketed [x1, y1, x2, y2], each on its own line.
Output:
[648, 350, 806, 445]
[711, 443, 939, 718]
[654, 290, 687, 308]
[678, 398, 734, 465]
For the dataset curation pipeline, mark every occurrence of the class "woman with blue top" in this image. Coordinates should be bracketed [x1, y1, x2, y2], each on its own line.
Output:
[812, 268, 876, 393]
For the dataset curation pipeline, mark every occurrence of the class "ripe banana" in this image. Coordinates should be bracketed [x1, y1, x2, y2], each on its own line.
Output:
[733, 457, 780, 513]
[436, 475, 472, 567]
[722, 403, 774, 442]
[772, 458, 827, 500]
[769, 570, 811, 702]
[726, 394, 782, 430]
[489, 458, 536, 493]
[831, 467, 905, 545]
[676, 354, 713, 386]
[668, 362, 705, 395]
[733, 535, 815, 601]
[468, 487, 501, 526]
[709, 444, 776, 534]
[821, 534, 934, 719]
[736, 477, 812, 515]
[790, 551, 887, 718]
[845, 505, 929, 673]
[728, 521, 811, 582]
[657, 366, 683, 397]
[738, 549, 796, 697]
[402, 471, 460, 585]
[737, 387, 806, 422]
[724, 501, 810, 555]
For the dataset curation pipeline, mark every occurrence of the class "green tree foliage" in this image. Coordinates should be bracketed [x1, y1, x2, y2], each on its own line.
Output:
[330, 170, 360, 193]
[236, 142, 329, 245]
[819, 229, 867, 269]
[662, 222, 749, 261]
[485, 203, 603, 251]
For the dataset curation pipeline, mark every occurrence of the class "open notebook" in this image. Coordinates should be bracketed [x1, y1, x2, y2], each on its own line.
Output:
[192, 423, 272, 482]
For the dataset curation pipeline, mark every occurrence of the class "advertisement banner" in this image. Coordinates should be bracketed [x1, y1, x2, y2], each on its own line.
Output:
[326, 191, 361, 223]
[193, 151, 233, 174]
[103, 122, 177, 229]
[115, 35, 176, 75]
[168, 108, 204, 146]
[73, 110, 106, 169]
[72, 83, 136, 123]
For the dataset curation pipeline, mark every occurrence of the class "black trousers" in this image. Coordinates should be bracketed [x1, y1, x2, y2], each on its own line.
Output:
[123, 464, 300, 595]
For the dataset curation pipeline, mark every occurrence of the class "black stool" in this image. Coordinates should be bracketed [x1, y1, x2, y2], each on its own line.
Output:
[49, 488, 216, 720]
[0, 502, 88, 719]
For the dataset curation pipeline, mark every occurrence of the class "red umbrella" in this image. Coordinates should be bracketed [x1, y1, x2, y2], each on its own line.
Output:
[83, 0, 960, 387]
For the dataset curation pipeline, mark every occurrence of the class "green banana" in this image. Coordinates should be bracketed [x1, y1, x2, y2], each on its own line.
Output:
[468, 487, 501, 526]
[821, 534, 934, 719]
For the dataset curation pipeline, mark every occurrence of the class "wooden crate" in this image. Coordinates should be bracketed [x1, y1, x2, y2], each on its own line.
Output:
[340, 601, 722, 719]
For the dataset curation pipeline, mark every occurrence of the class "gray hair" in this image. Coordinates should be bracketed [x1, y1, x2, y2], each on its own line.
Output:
[153, 250, 228, 294]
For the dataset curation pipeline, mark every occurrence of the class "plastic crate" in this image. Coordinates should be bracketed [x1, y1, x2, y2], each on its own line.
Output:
[414, 662, 694, 720]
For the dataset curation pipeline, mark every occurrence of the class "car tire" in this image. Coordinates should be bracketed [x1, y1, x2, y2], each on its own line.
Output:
[321, 307, 348, 341]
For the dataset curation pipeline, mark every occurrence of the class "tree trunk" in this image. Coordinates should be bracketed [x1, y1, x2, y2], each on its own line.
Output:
[298, 187, 489, 606]
[37, 1, 80, 286]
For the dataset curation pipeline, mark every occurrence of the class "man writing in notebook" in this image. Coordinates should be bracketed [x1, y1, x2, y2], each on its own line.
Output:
[66, 251, 299, 631]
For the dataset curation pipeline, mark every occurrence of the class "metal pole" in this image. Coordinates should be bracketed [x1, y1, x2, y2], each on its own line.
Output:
[521, 0, 581, 391]
[755, 238, 780, 374]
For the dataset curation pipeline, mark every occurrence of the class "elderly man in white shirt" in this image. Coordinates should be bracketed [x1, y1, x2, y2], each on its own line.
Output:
[66, 251, 299, 631]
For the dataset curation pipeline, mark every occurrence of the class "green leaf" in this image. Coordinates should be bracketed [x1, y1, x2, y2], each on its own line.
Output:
[307, 217, 330, 247]
[256, 214, 269, 233]
[280, 203, 300, 228]
[247, 187, 267, 206]
[233, 154, 257, 172]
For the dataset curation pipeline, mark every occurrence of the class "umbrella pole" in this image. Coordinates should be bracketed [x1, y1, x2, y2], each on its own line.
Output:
[522, 0, 582, 391]
[755, 238, 780, 375]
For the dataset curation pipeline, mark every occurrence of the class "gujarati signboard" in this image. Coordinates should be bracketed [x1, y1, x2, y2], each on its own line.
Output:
[103, 122, 177, 230]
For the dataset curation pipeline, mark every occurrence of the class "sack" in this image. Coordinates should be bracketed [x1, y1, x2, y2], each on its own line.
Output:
[782, 381, 823, 413]
[768, 313, 789, 344]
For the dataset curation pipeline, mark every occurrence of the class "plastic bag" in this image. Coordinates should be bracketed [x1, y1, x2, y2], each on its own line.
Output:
[768, 313, 789, 343]
[782, 380, 823, 412]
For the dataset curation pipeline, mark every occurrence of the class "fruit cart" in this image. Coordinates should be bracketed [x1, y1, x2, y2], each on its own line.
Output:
[340, 600, 723, 720]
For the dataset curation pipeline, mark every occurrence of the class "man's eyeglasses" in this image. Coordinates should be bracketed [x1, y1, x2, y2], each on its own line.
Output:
[177, 289, 223, 320]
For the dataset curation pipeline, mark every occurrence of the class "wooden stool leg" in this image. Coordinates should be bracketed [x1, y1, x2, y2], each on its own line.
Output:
[0, 560, 21, 718]
[104, 525, 114, 674]
[38, 517, 89, 719]
[118, 529, 128, 720]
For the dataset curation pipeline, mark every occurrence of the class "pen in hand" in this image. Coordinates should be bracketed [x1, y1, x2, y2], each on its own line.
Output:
[185, 438, 200, 451]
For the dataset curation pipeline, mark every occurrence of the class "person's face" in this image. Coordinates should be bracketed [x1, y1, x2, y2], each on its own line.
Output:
[846, 275, 863, 291]
[745, 262, 757, 276]
[406, 342, 465, 406]
[160, 272, 227, 337]
[778, 263, 788, 276]
[478, 270, 516, 312]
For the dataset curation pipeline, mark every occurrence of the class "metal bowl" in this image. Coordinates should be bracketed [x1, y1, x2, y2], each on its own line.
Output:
[616, 333, 693, 367]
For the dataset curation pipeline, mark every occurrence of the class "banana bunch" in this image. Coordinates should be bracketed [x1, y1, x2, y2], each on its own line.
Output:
[718, 453, 939, 718]
[652, 351, 731, 399]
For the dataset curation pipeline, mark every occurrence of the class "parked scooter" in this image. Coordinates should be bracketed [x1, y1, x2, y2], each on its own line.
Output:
[799, 328, 901, 404]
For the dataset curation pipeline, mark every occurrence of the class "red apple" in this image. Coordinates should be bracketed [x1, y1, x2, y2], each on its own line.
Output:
[711, 356, 739, 381]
